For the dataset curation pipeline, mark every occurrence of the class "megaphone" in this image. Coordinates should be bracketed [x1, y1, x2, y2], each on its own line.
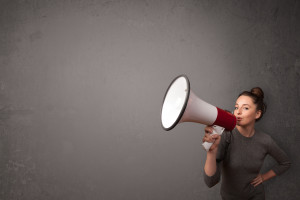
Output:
[160, 75, 236, 151]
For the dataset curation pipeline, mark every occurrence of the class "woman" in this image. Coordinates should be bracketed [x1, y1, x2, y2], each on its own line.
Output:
[203, 87, 291, 200]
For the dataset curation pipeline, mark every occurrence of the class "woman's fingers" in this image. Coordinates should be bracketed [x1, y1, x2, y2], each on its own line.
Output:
[251, 175, 263, 187]
[204, 126, 214, 134]
[210, 135, 221, 149]
[203, 133, 216, 143]
[210, 143, 217, 151]
[252, 180, 261, 187]
[203, 126, 221, 151]
[251, 178, 259, 184]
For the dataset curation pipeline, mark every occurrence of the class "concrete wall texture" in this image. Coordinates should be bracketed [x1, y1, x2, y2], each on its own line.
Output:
[0, 0, 299, 199]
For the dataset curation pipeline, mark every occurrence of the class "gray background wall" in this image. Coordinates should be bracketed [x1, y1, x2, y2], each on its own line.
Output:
[0, 0, 299, 199]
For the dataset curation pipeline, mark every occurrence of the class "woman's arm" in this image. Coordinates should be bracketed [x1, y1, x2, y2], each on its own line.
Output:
[204, 151, 218, 176]
[262, 169, 277, 181]
[268, 137, 291, 176]
[203, 126, 223, 187]
[251, 136, 291, 187]
[203, 126, 221, 175]
[251, 170, 276, 187]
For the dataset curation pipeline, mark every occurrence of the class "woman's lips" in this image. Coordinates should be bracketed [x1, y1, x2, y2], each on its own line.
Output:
[237, 117, 242, 121]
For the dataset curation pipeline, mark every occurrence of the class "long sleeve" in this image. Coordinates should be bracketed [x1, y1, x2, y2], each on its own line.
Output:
[203, 131, 230, 188]
[267, 137, 291, 175]
[204, 160, 222, 188]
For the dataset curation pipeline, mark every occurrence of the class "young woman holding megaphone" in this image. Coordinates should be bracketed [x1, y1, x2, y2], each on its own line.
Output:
[203, 87, 291, 200]
[160, 76, 290, 199]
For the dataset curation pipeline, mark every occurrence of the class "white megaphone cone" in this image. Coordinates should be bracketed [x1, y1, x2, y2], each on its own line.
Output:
[161, 75, 236, 151]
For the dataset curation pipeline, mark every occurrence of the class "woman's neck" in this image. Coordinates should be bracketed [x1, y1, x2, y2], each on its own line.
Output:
[236, 124, 256, 138]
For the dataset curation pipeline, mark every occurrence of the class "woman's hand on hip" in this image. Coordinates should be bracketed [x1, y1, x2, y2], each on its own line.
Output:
[251, 174, 264, 187]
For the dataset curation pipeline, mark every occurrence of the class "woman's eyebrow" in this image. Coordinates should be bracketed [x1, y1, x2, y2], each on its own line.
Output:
[235, 104, 251, 106]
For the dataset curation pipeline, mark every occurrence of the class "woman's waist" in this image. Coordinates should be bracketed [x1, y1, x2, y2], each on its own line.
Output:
[221, 180, 264, 199]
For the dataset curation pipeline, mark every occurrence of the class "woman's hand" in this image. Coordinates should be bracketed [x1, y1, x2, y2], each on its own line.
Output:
[251, 174, 264, 187]
[251, 170, 276, 187]
[203, 126, 221, 153]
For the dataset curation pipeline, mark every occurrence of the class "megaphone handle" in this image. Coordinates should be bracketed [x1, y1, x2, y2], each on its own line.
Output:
[202, 141, 213, 151]
[202, 126, 224, 151]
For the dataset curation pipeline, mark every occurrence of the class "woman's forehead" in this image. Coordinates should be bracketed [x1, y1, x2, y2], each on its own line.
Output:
[236, 95, 254, 105]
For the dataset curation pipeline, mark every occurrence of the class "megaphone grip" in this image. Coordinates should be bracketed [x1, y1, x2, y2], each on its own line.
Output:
[202, 141, 213, 151]
[202, 125, 225, 151]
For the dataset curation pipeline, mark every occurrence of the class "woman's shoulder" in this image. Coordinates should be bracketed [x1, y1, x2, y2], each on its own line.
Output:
[255, 129, 271, 138]
[255, 129, 274, 144]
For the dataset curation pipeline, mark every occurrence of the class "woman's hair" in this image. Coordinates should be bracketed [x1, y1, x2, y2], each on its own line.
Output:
[238, 87, 267, 122]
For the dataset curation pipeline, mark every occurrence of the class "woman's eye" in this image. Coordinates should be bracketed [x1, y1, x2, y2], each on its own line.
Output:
[243, 107, 249, 110]
[234, 107, 238, 110]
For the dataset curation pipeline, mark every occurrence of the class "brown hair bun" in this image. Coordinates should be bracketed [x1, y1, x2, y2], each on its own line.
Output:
[251, 87, 264, 99]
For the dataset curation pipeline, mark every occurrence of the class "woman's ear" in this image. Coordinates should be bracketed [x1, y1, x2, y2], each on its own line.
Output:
[255, 110, 262, 120]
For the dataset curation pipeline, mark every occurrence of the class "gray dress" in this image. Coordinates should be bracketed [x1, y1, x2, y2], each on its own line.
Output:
[204, 128, 291, 200]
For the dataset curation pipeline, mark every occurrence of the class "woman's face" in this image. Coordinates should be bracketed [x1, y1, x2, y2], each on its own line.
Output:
[234, 95, 261, 127]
